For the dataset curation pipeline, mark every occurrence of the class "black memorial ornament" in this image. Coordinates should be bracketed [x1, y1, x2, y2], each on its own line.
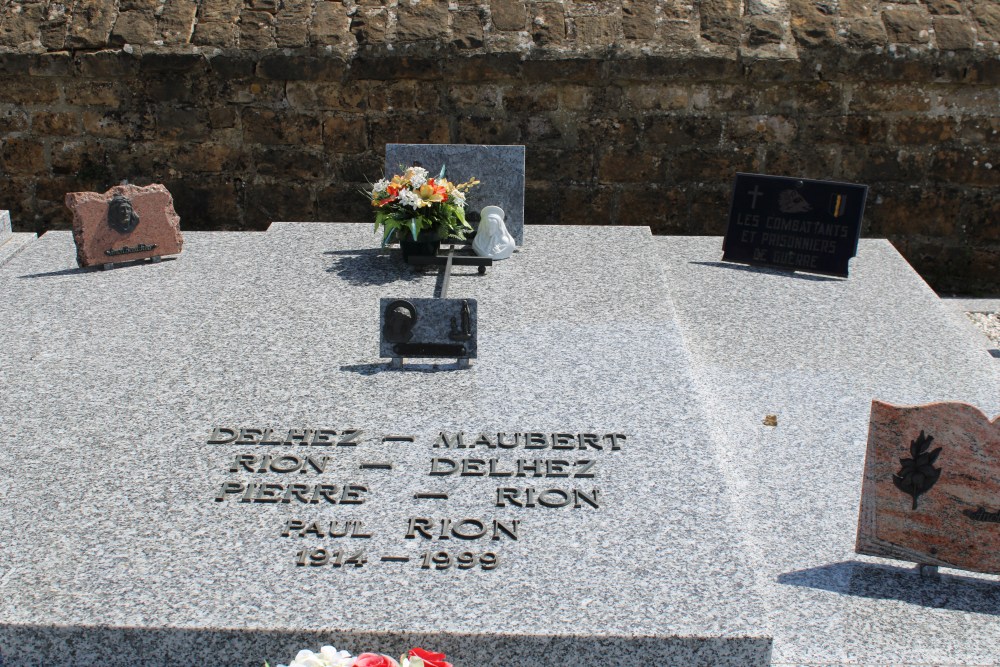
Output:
[107, 193, 140, 234]
[892, 430, 942, 510]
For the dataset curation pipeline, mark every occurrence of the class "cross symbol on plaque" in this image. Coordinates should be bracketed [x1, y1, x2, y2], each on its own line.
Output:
[748, 185, 763, 209]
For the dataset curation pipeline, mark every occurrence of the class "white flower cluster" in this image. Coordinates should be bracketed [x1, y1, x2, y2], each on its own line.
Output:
[450, 189, 466, 207]
[371, 179, 390, 197]
[406, 166, 429, 188]
[279, 645, 354, 667]
[397, 189, 423, 209]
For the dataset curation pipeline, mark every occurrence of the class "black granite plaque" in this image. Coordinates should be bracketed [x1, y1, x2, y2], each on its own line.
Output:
[722, 173, 868, 277]
[379, 297, 478, 359]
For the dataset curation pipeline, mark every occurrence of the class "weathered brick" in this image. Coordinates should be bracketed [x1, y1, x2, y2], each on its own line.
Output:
[529, 2, 566, 46]
[335, 153, 383, 183]
[958, 116, 1000, 144]
[642, 116, 723, 147]
[32, 111, 79, 136]
[4, 80, 61, 105]
[255, 147, 330, 180]
[166, 177, 241, 230]
[850, 85, 932, 112]
[934, 17, 976, 50]
[574, 13, 620, 47]
[82, 110, 144, 140]
[529, 147, 594, 183]
[972, 3, 1000, 41]
[504, 86, 559, 113]
[895, 117, 957, 144]
[287, 81, 369, 111]
[746, 16, 784, 45]
[0, 2, 47, 48]
[598, 149, 662, 183]
[625, 84, 689, 111]
[68, 0, 119, 48]
[396, 0, 449, 41]
[455, 116, 521, 144]
[726, 115, 797, 144]
[447, 84, 502, 111]
[622, 0, 655, 40]
[555, 184, 612, 223]
[244, 179, 316, 229]
[312, 1, 355, 46]
[317, 183, 374, 222]
[111, 10, 158, 45]
[764, 144, 842, 180]
[323, 115, 368, 153]
[844, 17, 887, 49]
[669, 147, 757, 181]
[868, 185, 963, 236]
[241, 109, 323, 145]
[239, 10, 276, 49]
[491, 0, 526, 31]
[883, 8, 931, 44]
[369, 114, 449, 147]
[350, 8, 387, 44]
[925, 0, 963, 16]
[193, 21, 240, 47]
[0, 108, 30, 133]
[700, 0, 741, 46]
[1, 138, 46, 174]
[158, 0, 198, 44]
[172, 143, 248, 173]
[451, 10, 484, 49]
[931, 147, 1000, 186]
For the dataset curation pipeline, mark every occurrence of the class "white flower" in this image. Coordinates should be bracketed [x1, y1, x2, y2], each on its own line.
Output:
[450, 189, 466, 207]
[400, 657, 425, 667]
[279, 646, 354, 667]
[397, 188, 423, 209]
[371, 179, 390, 196]
[406, 166, 429, 188]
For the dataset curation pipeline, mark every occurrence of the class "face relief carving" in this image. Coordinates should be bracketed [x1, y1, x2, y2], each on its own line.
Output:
[107, 194, 140, 234]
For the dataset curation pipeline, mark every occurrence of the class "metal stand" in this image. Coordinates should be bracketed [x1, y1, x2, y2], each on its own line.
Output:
[100, 256, 162, 271]
[405, 243, 492, 275]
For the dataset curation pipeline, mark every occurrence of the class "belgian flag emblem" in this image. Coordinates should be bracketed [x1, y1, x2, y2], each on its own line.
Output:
[829, 194, 847, 218]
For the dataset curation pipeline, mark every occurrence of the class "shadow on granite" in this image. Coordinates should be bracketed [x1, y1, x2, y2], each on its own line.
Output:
[18, 257, 178, 279]
[688, 261, 844, 282]
[324, 248, 424, 286]
[340, 362, 471, 374]
[0, 625, 773, 667]
[778, 561, 1000, 614]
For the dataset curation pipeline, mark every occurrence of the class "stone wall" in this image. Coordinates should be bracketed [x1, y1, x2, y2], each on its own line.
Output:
[0, 0, 997, 293]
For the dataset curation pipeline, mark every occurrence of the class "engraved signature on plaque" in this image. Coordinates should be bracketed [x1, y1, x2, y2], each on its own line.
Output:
[107, 193, 140, 234]
[208, 426, 626, 571]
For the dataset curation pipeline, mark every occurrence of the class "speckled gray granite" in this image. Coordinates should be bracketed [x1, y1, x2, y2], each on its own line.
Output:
[657, 237, 1000, 667]
[0, 209, 36, 266]
[0, 224, 769, 666]
[385, 144, 525, 245]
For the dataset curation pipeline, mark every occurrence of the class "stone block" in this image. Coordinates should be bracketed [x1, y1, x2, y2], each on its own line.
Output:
[883, 8, 931, 44]
[110, 10, 158, 45]
[491, 0, 526, 31]
[529, 2, 566, 46]
[396, 0, 450, 41]
[67, 0, 119, 48]
[65, 183, 184, 267]
[972, 3, 1000, 41]
[622, 0, 655, 40]
[451, 10, 484, 49]
[385, 144, 526, 244]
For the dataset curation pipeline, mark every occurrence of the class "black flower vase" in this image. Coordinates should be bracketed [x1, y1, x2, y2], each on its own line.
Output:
[399, 230, 441, 262]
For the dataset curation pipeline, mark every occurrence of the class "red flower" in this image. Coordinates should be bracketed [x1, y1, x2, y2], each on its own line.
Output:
[354, 653, 400, 667]
[406, 648, 452, 667]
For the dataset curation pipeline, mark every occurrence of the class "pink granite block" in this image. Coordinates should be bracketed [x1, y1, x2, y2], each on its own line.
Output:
[65, 184, 183, 268]
[857, 400, 1000, 574]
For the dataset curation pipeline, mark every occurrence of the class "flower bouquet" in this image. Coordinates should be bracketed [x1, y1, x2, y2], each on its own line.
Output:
[270, 645, 453, 667]
[369, 166, 479, 250]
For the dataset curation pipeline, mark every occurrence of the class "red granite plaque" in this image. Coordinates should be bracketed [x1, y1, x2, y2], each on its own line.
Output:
[66, 184, 183, 268]
[857, 400, 1000, 574]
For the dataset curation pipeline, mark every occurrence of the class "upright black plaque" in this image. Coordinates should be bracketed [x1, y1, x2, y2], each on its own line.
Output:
[722, 173, 868, 277]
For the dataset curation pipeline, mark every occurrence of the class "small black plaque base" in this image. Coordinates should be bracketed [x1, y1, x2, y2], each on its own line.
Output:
[721, 173, 868, 278]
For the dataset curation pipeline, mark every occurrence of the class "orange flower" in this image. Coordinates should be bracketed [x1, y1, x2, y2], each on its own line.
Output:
[418, 179, 448, 203]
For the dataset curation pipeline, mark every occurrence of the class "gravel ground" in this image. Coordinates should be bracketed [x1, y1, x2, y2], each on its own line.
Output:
[967, 312, 1000, 347]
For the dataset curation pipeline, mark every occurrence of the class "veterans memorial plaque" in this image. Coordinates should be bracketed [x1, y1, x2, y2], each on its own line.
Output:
[65, 183, 184, 268]
[385, 144, 526, 245]
[857, 400, 1000, 574]
[722, 173, 867, 277]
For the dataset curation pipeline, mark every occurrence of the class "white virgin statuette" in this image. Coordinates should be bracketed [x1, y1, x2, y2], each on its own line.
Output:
[472, 206, 515, 260]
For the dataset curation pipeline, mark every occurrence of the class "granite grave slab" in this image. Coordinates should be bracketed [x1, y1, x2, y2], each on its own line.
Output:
[0, 224, 767, 666]
[65, 183, 183, 267]
[385, 145, 525, 245]
[0, 209, 10, 245]
[658, 236, 1000, 666]
[858, 400, 1000, 574]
